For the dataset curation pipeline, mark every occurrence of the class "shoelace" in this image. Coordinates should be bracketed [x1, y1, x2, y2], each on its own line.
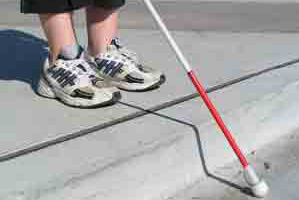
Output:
[112, 38, 138, 60]
[112, 38, 151, 74]
[106, 47, 136, 66]
[60, 59, 94, 79]
[113, 47, 145, 71]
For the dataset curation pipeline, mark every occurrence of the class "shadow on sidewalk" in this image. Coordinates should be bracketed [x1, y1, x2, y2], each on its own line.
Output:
[0, 29, 48, 92]
[119, 101, 254, 198]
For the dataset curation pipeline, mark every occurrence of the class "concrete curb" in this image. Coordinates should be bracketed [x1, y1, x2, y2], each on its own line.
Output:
[2, 26, 299, 200]
[3, 62, 299, 200]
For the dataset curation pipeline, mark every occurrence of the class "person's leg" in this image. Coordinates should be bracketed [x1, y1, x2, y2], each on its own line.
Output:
[84, 0, 165, 91]
[39, 13, 77, 63]
[86, 6, 119, 56]
[38, 12, 121, 107]
[21, 0, 121, 107]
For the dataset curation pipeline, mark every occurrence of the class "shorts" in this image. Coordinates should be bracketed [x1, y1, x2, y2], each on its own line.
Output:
[21, 0, 126, 14]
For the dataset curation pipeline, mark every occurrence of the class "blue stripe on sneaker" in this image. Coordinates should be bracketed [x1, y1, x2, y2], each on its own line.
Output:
[96, 59, 124, 77]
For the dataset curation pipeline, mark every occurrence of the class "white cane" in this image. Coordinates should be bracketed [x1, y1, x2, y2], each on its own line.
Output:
[142, 0, 269, 197]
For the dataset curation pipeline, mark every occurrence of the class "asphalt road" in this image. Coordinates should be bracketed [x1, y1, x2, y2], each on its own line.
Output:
[168, 127, 299, 200]
[1, 1, 299, 32]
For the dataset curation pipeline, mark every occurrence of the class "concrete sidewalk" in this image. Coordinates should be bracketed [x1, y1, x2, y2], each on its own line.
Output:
[1, 2, 299, 200]
[1, 27, 299, 200]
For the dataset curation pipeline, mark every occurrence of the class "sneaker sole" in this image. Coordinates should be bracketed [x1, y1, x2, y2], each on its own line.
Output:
[37, 76, 120, 108]
[116, 75, 166, 92]
[59, 91, 121, 109]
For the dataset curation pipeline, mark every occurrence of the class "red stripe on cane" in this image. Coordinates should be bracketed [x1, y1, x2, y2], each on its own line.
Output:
[187, 70, 249, 168]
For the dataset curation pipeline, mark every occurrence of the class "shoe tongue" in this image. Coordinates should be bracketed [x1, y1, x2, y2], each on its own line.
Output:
[94, 44, 119, 60]
[111, 38, 123, 49]
[107, 44, 118, 52]
[58, 45, 84, 61]
[57, 46, 89, 73]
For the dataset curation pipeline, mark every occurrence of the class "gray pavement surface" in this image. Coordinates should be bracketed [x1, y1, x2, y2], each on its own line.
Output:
[1, 1, 299, 200]
[2, 42, 299, 199]
[2, 27, 299, 158]
[2, 1, 299, 33]
[168, 126, 299, 200]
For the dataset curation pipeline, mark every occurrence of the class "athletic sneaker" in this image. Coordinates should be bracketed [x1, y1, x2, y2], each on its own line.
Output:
[37, 47, 121, 108]
[87, 40, 166, 91]
[111, 38, 139, 63]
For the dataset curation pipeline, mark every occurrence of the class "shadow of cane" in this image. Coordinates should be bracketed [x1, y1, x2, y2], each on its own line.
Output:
[119, 101, 254, 197]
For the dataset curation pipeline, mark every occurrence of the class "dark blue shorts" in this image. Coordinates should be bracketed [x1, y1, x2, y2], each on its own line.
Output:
[21, 0, 126, 13]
